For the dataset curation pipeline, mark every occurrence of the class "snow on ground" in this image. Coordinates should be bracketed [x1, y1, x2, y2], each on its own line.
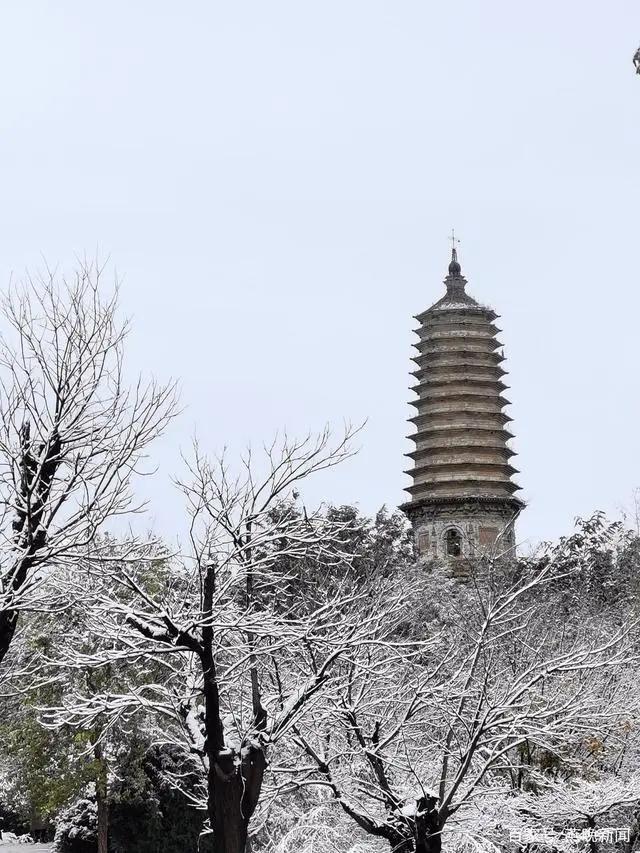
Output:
[0, 845, 54, 852]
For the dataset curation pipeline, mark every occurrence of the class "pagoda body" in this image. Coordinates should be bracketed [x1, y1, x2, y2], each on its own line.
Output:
[400, 248, 523, 559]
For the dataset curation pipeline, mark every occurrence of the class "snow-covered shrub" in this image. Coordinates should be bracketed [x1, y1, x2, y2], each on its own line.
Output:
[53, 798, 97, 853]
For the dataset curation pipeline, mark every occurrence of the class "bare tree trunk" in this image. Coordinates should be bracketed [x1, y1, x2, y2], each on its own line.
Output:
[202, 558, 266, 853]
[415, 810, 442, 853]
[390, 824, 441, 852]
[416, 835, 441, 853]
[208, 747, 266, 853]
[210, 764, 247, 853]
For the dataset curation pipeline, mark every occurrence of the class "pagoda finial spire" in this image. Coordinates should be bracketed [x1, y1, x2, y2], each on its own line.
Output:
[448, 229, 462, 276]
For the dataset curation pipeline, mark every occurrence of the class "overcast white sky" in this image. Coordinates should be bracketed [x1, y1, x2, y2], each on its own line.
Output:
[0, 2, 638, 549]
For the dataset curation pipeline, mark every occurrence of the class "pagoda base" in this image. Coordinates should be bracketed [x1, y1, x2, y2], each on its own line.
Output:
[400, 495, 524, 560]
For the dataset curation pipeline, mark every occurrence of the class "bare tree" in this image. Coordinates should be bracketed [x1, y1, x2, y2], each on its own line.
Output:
[42, 426, 400, 853]
[497, 773, 640, 852]
[0, 260, 178, 670]
[291, 559, 638, 853]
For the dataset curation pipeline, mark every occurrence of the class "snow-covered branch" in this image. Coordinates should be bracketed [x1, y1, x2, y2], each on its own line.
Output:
[0, 260, 178, 670]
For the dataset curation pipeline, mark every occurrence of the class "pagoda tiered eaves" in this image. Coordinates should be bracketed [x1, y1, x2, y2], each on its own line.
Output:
[402, 253, 523, 524]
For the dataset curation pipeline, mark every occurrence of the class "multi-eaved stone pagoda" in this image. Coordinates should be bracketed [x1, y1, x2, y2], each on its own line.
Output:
[400, 243, 523, 559]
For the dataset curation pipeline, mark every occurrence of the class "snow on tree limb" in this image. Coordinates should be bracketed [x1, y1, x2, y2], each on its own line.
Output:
[41, 426, 382, 852]
[0, 260, 178, 670]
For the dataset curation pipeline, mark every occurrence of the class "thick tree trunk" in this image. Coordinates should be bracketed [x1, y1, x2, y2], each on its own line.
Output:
[392, 832, 441, 853]
[208, 745, 266, 853]
[210, 765, 248, 853]
[415, 801, 442, 853]
[416, 835, 441, 853]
